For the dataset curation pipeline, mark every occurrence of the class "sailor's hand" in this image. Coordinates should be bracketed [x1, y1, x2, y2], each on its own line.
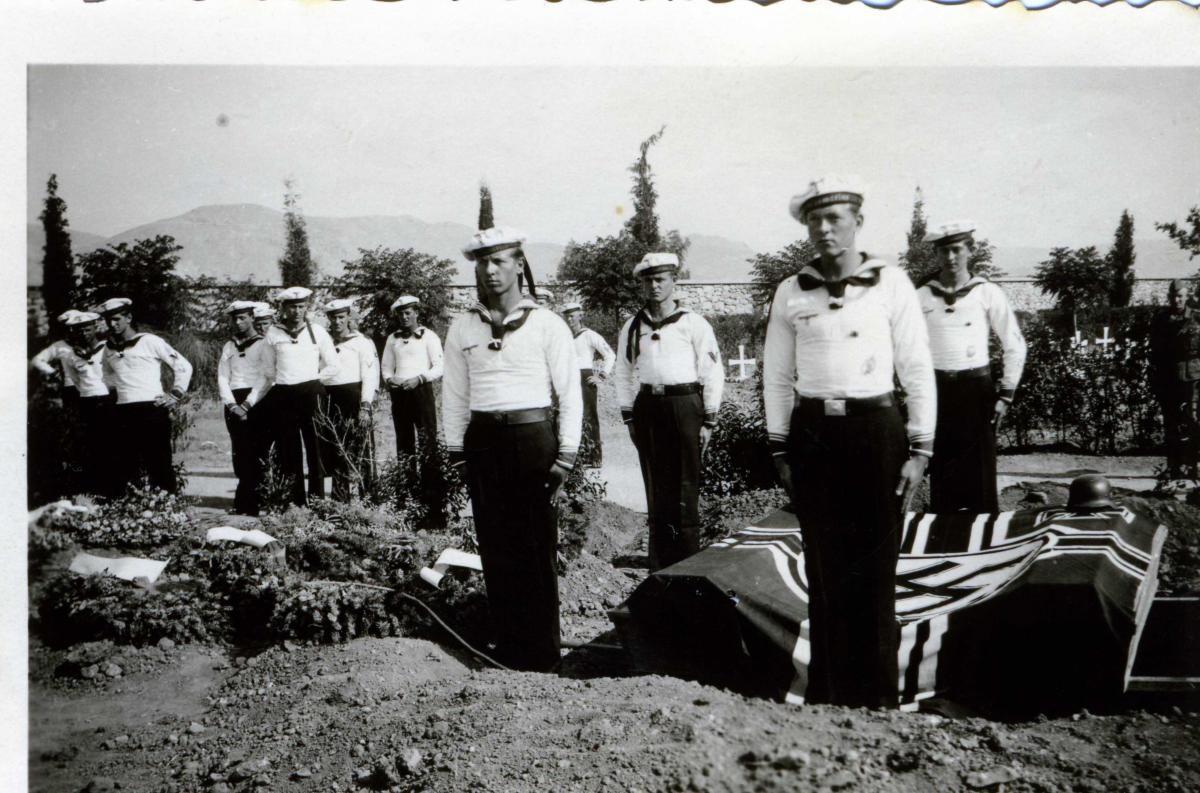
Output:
[992, 399, 1010, 433]
[229, 403, 249, 422]
[546, 462, 570, 500]
[155, 393, 179, 409]
[587, 374, 603, 387]
[359, 404, 373, 425]
[772, 455, 795, 506]
[401, 377, 422, 391]
[895, 454, 930, 514]
[699, 425, 713, 457]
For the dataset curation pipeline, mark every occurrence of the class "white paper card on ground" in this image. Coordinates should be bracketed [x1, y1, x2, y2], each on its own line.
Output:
[419, 548, 484, 588]
[206, 526, 280, 548]
[68, 553, 169, 584]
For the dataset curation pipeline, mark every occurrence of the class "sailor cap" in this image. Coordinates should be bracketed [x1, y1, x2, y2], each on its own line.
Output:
[65, 311, 102, 326]
[323, 298, 355, 315]
[535, 288, 555, 302]
[97, 297, 133, 316]
[56, 309, 82, 324]
[225, 300, 257, 315]
[251, 302, 276, 319]
[789, 176, 865, 223]
[924, 220, 977, 246]
[462, 226, 527, 261]
[391, 295, 421, 311]
[561, 302, 583, 314]
[632, 252, 681, 278]
[277, 286, 314, 302]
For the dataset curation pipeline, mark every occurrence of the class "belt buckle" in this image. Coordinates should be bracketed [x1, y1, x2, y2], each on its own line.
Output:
[651, 384, 665, 396]
[823, 399, 847, 416]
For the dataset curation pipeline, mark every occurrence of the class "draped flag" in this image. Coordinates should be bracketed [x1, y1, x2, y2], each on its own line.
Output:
[613, 504, 1165, 717]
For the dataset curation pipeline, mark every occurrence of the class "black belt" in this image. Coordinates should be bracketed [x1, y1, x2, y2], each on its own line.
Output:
[935, 365, 991, 382]
[795, 392, 895, 418]
[469, 407, 551, 426]
[639, 382, 701, 396]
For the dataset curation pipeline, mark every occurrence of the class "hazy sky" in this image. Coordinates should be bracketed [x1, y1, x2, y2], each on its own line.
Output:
[26, 65, 1200, 256]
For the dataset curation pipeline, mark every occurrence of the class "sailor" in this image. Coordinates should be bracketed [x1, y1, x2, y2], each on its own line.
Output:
[763, 177, 935, 708]
[320, 298, 379, 501]
[534, 287, 555, 308]
[260, 286, 340, 505]
[252, 302, 277, 337]
[444, 226, 582, 672]
[216, 300, 273, 515]
[561, 302, 615, 466]
[31, 310, 113, 494]
[918, 221, 1026, 513]
[98, 297, 194, 494]
[381, 295, 443, 458]
[615, 252, 724, 571]
[31, 309, 86, 405]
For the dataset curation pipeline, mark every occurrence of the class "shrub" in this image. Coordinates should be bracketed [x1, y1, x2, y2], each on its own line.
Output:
[699, 488, 789, 549]
[370, 440, 468, 530]
[557, 430, 608, 571]
[700, 385, 778, 499]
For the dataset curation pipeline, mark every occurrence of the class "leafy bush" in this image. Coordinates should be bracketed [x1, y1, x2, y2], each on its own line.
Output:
[557, 430, 608, 570]
[700, 387, 778, 499]
[699, 488, 789, 549]
[270, 582, 401, 644]
[370, 440, 468, 529]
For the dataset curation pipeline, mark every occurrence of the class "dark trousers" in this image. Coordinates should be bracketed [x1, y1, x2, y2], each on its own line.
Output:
[320, 382, 369, 502]
[225, 387, 263, 515]
[1159, 380, 1200, 478]
[929, 374, 999, 513]
[579, 369, 602, 466]
[788, 402, 906, 709]
[268, 380, 326, 506]
[463, 417, 560, 672]
[112, 401, 177, 495]
[77, 394, 115, 496]
[632, 390, 703, 571]
[391, 381, 438, 457]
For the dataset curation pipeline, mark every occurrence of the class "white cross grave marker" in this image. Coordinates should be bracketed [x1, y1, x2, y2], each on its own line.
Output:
[1095, 326, 1115, 351]
[1072, 330, 1088, 348]
[729, 344, 757, 381]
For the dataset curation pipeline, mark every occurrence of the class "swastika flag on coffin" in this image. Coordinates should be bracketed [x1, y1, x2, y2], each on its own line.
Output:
[614, 505, 1165, 716]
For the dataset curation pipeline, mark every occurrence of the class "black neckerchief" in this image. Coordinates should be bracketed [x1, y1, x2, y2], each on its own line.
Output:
[332, 331, 359, 352]
[232, 334, 262, 354]
[471, 300, 538, 351]
[394, 327, 425, 340]
[923, 275, 986, 311]
[106, 333, 145, 353]
[73, 342, 105, 360]
[572, 328, 587, 339]
[625, 307, 687, 363]
[795, 256, 886, 309]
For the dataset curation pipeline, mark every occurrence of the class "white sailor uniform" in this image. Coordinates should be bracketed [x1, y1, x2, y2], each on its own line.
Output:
[217, 333, 272, 514]
[102, 332, 194, 494]
[261, 321, 340, 505]
[320, 332, 380, 501]
[572, 326, 615, 465]
[381, 326, 443, 456]
[442, 298, 582, 671]
[615, 307, 724, 570]
[763, 256, 935, 708]
[918, 275, 1026, 512]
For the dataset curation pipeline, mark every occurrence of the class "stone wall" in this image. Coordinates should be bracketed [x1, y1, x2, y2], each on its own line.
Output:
[24, 277, 1193, 337]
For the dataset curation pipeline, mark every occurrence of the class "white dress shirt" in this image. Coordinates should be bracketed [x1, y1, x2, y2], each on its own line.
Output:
[917, 277, 1027, 400]
[33, 341, 110, 397]
[381, 326, 444, 385]
[614, 307, 725, 421]
[323, 332, 380, 404]
[216, 335, 272, 407]
[102, 333, 194, 405]
[763, 258, 936, 452]
[261, 322, 340, 386]
[573, 328, 616, 375]
[442, 300, 583, 461]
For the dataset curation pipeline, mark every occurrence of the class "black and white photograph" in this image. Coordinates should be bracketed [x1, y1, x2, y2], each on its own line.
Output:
[7, 3, 1200, 792]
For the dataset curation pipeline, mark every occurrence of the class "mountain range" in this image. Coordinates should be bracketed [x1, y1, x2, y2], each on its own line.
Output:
[25, 203, 1198, 286]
